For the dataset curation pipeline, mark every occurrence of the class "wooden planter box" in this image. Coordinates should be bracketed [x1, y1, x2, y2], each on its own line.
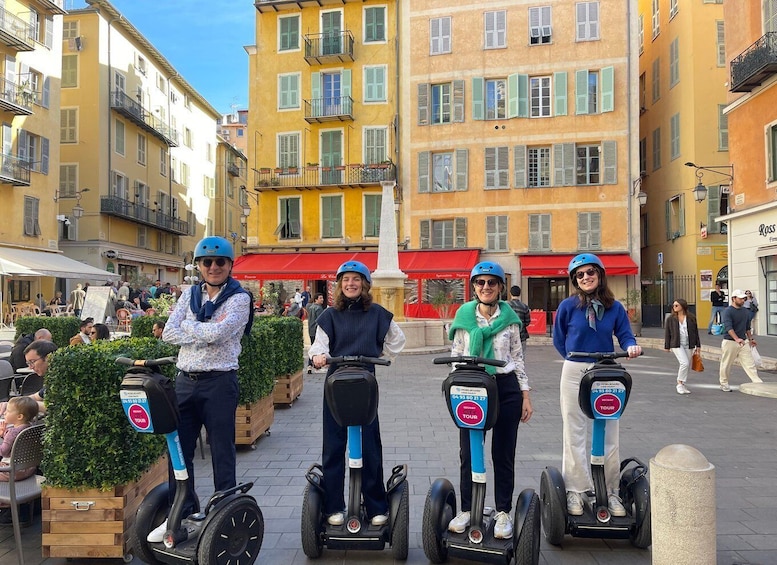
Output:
[235, 394, 274, 446]
[41, 456, 168, 559]
[273, 369, 304, 406]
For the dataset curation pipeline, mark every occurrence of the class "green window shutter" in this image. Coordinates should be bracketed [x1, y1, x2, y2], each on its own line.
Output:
[514, 145, 526, 188]
[603, 140, 617, 184]
[455, 148, 468, 191]
[563, 142, 575, 186]
[553, 143, 564, 186]
[342, 69, 351, 97]
[418, 151, 430, 193]
[420, 219, 430, 249]
[554, 72, 567, 116]
[679, 194, 686, 235]
[518, 74, 529, 117]
[418, 83, 429, 125]
[455, 217, 467, 248]
[373, 67, 385, 101]
[472, 77, 484, 120]
[453, 80, 465, 122]
[575, 69, 589, 115]
[508, 73, 518, 118]
[601, 66, 614, 112]
[707, 185, 721, 233]
[41, 137, 49, 175]
[665, 200, 672, 240]
[311, 72, 321, 101]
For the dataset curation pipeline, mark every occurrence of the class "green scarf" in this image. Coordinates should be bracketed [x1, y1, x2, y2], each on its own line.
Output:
[448, 301, 521, 374]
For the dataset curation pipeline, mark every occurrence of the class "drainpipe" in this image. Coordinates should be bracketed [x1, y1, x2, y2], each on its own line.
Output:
[626, 0, 637, 299]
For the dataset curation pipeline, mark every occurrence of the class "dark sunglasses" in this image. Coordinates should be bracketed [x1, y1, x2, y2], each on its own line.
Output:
[575, 268, 598, 280]
[200, 258, 227, 268]
[474, 278, 499, 288]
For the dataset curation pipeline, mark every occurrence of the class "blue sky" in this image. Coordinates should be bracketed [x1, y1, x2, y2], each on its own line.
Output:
[103, 0, 255, 114]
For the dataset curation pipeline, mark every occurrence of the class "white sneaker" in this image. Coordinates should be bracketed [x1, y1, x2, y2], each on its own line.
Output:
[676, 383, 690, 394]
[720, 384, 732, 392]
[448, 510, 471, 533]
[566, 492, 584, 516]
[493, 511, 513, 539]
[146, 519, 168, 543]
[608, 494, 627, 517]
[371, 513, 388, 526]
[327, 511, 345, 526]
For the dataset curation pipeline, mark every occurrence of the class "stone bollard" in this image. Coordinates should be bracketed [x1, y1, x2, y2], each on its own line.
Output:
[650, 444, 716, 565]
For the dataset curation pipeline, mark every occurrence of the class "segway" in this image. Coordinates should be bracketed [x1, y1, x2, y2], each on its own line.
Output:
[540, 351, 651, 549]
[118, 356, 264, 564]
[300, 355, 409, 559]
[422, 356, 541, 565]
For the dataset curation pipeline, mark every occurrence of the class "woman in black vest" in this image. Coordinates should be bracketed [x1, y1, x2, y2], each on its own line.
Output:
[310, 261, 406, 528]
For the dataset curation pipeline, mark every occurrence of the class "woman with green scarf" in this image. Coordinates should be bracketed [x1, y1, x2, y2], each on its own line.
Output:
[445, 261, 533, 541]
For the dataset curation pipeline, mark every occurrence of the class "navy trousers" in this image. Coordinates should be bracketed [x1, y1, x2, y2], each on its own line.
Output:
[458, 373, 523, 513]
[321, 397, 388, 518]
[169, 369, 239, 515]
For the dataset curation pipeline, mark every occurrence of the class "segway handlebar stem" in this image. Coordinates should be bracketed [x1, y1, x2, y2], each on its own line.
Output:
[567, 351, 641, 361]
[326, 355, 391, 366]
[433, 355, 508, 368]
[115, 356, 178, 368]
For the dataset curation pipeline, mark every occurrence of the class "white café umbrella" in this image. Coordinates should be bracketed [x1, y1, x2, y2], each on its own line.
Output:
[0, 259, 41, 329]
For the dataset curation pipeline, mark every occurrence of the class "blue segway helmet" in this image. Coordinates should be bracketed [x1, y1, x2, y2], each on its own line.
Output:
[568, 253, 605, 287]
[193, 236, 235, 262]
[470, 261, 506, 285]
[336, 261, 371, 285]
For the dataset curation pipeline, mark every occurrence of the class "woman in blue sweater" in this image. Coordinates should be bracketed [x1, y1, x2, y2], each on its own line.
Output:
[552, 253, 641, 518]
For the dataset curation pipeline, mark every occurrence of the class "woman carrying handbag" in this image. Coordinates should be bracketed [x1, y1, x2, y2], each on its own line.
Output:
[664, 298, 701, 394]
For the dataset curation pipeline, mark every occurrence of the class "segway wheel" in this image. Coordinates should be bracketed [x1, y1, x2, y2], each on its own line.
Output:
[539, 468, 566, 546]
[129, 483, 168, 565]
[390, 481, 409, 560]
[301, 482, 324, 558]
[513, 491, 541, 565]
[197, 497, 264, 565]
[629, 476, 652, 549]
[422, 478, 456, 564]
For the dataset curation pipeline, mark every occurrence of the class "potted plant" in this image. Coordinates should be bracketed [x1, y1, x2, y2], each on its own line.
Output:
[622, 289, 642, 337]
[430, 290, 456, 320]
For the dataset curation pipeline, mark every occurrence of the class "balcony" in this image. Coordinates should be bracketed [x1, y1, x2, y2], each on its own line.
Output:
[0, 7, 35, 51]
[304, 96, 354, 123]
[227, 162, 240, 177]
[731, 32, 777, 93]
[0, 154, 30, 186]
[31, 0, 67, 15]
[100, 195, 189, 235]
[304, 31, 355, 65]
[110, 91, 180, 147]
[0, 77, 33, 115]
[255, 0, 365, 13]
[253, 163, 395, 191]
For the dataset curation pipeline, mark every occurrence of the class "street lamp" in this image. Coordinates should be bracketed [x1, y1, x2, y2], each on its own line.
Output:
[55, 187, 90, 218]
[684, 162, 734, 203]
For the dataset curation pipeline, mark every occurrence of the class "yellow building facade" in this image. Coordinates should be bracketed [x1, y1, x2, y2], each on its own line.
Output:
[637, 0, 729, 329]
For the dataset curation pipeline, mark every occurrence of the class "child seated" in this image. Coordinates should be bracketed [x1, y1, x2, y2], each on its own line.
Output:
[0, 396, 40, 481]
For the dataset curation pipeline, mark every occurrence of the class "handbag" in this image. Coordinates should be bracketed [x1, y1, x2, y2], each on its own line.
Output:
[711, 323, 725, 336]
[691, 350, 704, 372]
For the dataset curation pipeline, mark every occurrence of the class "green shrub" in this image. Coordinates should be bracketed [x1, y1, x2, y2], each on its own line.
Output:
[14, 316, 82, 348]
[130, 315, 169, 338]
[41, 338, 178, 490]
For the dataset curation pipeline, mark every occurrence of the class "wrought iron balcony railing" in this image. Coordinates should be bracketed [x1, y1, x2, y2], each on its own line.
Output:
[227, 162, 240, 177]
[0, 7, 34, 51]
[110, 90, 180, 146]
[0, 76, 33, 115]
[100, 195, 189, 235]
[253, 163, 395, 191]
[304, 31, 355, 64]
[0, 153, 30, 186]
[731, 32, 777, 92]
[304, 96, 354, 122]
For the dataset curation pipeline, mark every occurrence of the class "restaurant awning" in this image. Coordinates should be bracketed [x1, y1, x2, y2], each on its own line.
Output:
[0, 247, 117, 280]
[520, 254, 639, 277]
[232, 249, 481, 280]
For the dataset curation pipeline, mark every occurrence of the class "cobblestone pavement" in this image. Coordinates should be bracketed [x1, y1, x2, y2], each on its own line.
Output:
[1, 344, 776, 564]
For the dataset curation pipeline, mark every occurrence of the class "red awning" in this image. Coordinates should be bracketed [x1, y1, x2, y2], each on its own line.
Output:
[520, 254, 639, 277]
[232, 249, 480, 281]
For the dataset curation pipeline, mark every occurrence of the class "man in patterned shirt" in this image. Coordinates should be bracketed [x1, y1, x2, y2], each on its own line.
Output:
[147, 236, 253, 543]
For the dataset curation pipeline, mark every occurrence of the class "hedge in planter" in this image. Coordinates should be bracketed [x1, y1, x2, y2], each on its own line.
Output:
[41, 337, 178, 490]
[14, 315, 82, 349]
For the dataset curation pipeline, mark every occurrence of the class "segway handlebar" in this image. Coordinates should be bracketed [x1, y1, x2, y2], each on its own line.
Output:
[115, 356, 178, 368]
[433, 355, 508, 368]
[567, 351, 642, 361]
[326, 355, 391, 366]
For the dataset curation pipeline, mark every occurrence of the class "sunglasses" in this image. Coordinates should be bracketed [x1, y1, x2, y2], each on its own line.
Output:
[200, 258, 228, 268]
[575, 268, 598, 280]
[474, 279, 499, 288]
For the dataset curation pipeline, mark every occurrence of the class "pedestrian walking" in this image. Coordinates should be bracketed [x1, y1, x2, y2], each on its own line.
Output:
[663, 298, 700, 394]
[708, 281, 726, 334]
[719, 289, 762, 392]
[70, 283, 86, 317]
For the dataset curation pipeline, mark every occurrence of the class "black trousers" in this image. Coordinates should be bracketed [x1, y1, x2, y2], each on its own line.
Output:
[458, 373, 523, 513]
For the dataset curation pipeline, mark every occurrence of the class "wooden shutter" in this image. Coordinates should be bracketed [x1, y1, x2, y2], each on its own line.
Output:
[418, 83, 429, 125]
[455, 217, 467, 248]
[472, 77, 484, 120]
[45, 16, 54, 48]
[420, 219, 430, 248]
[418, 151, 430, 193]
[497, 146, 509, 187]
[529, 215, 540, 250]
[554, 72, 567, 116]
[24, 197, 34, 235]
[514, 145, 526, 188]
[342, 69, 351, 97]
[603, 140, 617, 184]
[452, 80, 465, 122]
[601, 66, 614, 112]
[590, 212, 601, 248]
[41, 137, 49, 174]
[517, 74, 528, 117]
[455, 148, 468, 191]
[707, 186, 721, 233]
[576, 69, 589, 115]
[553, 143, 575, 186]
[665, 200, 672, 240]
[17, 129, 27, 162]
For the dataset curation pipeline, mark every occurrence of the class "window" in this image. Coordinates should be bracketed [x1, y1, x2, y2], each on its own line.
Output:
[576, 2, 599, 41]
[706, 185, 729, 234]
[578, 212, 601, 250]
[276, 197, 300, 239]
[417, 81, 464, 125]
[278, 73, 300, 109]
[651, 0, 660, 39]
[23, 196, 40, 237]
[769, 123, 777, 182]
[418, 149, 468, 192]
[137, 134, 146, 165]
[485, 79, 506, 119]
[364, 65, 387, 102]
[28, 9, 39, 42]
[652, 58, 660, 102]
[112, 171, 129, 200]
[115, 119, 125, 155]
[431, 83, 451, 124]
[364, 7, 385, 42]
[528, 147, 551, 187]
[576, 70, 598, 114]
[530, 76, 551, 117]
[718, 104, 728, 150]
[432, 152, 454, 192]
[63, 21, 78, 40]
[364, 126, 387, 164]
[278, 132, 299, 168]
[670, 113, 680, 160]
[484, 147, 509, 189]
[279, 15, 299, 51]
[639, 72, 646, 110]
[639, 138, 647, 174]
[528, 214, 551, 251]
[716, 21, 725, 67]
[652, 127, 661, 171]
[666, 194, 685, 240]
[160, 147, 167, 176]
[364, 193, 382, 237]
[59, 164, 77, 197]
[17, 130, 48, 174]
[529, 6, 552, 45]
[206, 142, 213, 162]
[670, 0, 678, 18]
[638, 14, 644, 53]
[156, 72, 167, 94]
[484, 10, 506, 49]
[62, 55, 77, 87]
[576, 145, 600, 185]
[486, 215, 508, 251]
[135, 55, 147, 76]
[321, 195, 343, 238]
[420, 218, 467, 249]
[61, 108, 77, 143]
[181, 162, 190, 187]
[669, 37, 679, 87]
[430, 16, 452, 55]
[137, 226, 147, 249]
[183, 127, 192, 148]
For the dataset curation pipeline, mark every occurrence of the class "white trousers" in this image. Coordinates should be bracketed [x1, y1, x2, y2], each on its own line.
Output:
[560, 360, 620, 495]
[719, 340, 762, 386]
[671, 346, 690, 383]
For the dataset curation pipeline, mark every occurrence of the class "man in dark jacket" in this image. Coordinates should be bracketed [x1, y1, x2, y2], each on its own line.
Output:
[306, 293, 325, 373]
[10, 328, 52, 371]
[508, 285, 531, 358]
